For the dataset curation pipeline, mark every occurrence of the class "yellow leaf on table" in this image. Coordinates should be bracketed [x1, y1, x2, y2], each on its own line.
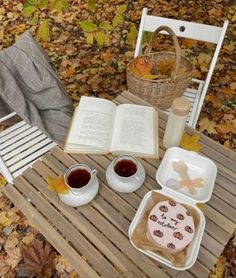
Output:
[180, 132, 203, 152]
[47, 175, 68, 194]
[196, 203, 204, 211]
[0, 174, 7, 188]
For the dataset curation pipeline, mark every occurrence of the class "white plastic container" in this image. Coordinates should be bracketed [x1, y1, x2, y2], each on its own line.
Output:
[128, 147, 217, 270]
[156, 147, 217, 203]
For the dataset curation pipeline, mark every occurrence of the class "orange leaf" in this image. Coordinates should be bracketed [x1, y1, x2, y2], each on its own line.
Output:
[216, 120, 236, 134]
[218, 88, 236, 100]
[64, 67, 75, 78]
[133, 57, 152, 75]
[102, 50, 114, 62]
[205, 95, 221, 108]
[46, 175, 69, 194]
[180, 132, 203, 152]
[183, 38, 197, 48]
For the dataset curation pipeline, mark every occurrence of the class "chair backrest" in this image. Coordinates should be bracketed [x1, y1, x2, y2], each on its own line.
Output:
[134, 8, 228, 128]
[0, 112, 57, 183]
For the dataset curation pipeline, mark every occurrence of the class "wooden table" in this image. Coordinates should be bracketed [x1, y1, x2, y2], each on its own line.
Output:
[2, 92, 236, 278]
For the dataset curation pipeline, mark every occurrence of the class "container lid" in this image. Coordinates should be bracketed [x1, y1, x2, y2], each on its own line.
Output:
[171, 97, 191, 116]
[156, 147, 217, 205]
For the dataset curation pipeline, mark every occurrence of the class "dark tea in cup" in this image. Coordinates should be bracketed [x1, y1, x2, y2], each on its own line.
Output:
[67, 168, 91, 188]
[114, 159, 137, 177]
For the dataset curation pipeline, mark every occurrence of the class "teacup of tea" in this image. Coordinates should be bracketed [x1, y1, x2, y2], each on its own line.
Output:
[106, 155, 146, 193]
[113, 156, 138, 178]
[64, 164, 97, 196]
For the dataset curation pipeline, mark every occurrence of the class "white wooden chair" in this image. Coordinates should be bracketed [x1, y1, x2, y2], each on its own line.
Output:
[134, 8, 228, 128]
[0, 112, 57, 183]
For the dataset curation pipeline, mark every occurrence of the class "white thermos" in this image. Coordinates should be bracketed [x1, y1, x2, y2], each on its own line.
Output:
[163, 97, 191, 149]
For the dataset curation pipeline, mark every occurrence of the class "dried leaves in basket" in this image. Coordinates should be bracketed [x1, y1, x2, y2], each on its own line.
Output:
[129, 57, 188, 80]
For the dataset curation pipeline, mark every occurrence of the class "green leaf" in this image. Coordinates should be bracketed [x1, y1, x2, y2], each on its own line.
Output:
[86, 33, 94, 44]
[142, 31, 153, 45]
[61, 0, 69, 9]
[112, 14, 123, 28]
[37, 19, 49, 41]
[51, 0, 62, 12]
[30, 12, 39, 25]
[87, 0, 96, 11]
[96, 31, 104, 46]
[39, 0, 48, 8]
[99, 21, 113, 31]
[117, 4, 127, 15]
[51, 0, 68, 12]
[80, 20, 98, 32]
[127, 25, 138, 46]
[23, 5, 37, 16]
[27, 0, 36, 5]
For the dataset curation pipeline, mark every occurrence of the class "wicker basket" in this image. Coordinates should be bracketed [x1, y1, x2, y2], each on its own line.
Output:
[127, 26, 193, 110]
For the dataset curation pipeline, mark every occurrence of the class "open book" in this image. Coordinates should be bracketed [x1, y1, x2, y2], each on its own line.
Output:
[64, 96, 159, 158]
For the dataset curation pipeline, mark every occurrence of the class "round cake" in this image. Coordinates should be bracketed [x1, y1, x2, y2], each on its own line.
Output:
[147, 200, 195, 253]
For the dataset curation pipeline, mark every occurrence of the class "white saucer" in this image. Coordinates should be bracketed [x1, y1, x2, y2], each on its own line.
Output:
[59, 177, 99, 207]
[105, 162, 145, 193]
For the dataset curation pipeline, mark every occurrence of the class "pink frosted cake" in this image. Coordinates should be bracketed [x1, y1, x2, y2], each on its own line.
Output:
[147, 200, 195, 253]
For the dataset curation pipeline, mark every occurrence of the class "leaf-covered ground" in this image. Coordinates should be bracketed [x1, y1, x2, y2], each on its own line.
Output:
[0, 0, 236, 277]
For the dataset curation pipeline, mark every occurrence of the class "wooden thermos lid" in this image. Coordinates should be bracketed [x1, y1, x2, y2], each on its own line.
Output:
[171, 97, 191, 116]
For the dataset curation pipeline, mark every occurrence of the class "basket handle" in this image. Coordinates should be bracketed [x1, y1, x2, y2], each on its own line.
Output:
[145, 26, 181, 78]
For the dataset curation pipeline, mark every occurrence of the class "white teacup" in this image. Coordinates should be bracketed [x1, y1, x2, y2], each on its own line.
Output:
[106, 155, 146, 193]
[64, 164, 97, 196]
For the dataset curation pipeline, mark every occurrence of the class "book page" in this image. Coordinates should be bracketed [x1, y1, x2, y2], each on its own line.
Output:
[110, 104, 157, 157]
[65, 97, 116, 152]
